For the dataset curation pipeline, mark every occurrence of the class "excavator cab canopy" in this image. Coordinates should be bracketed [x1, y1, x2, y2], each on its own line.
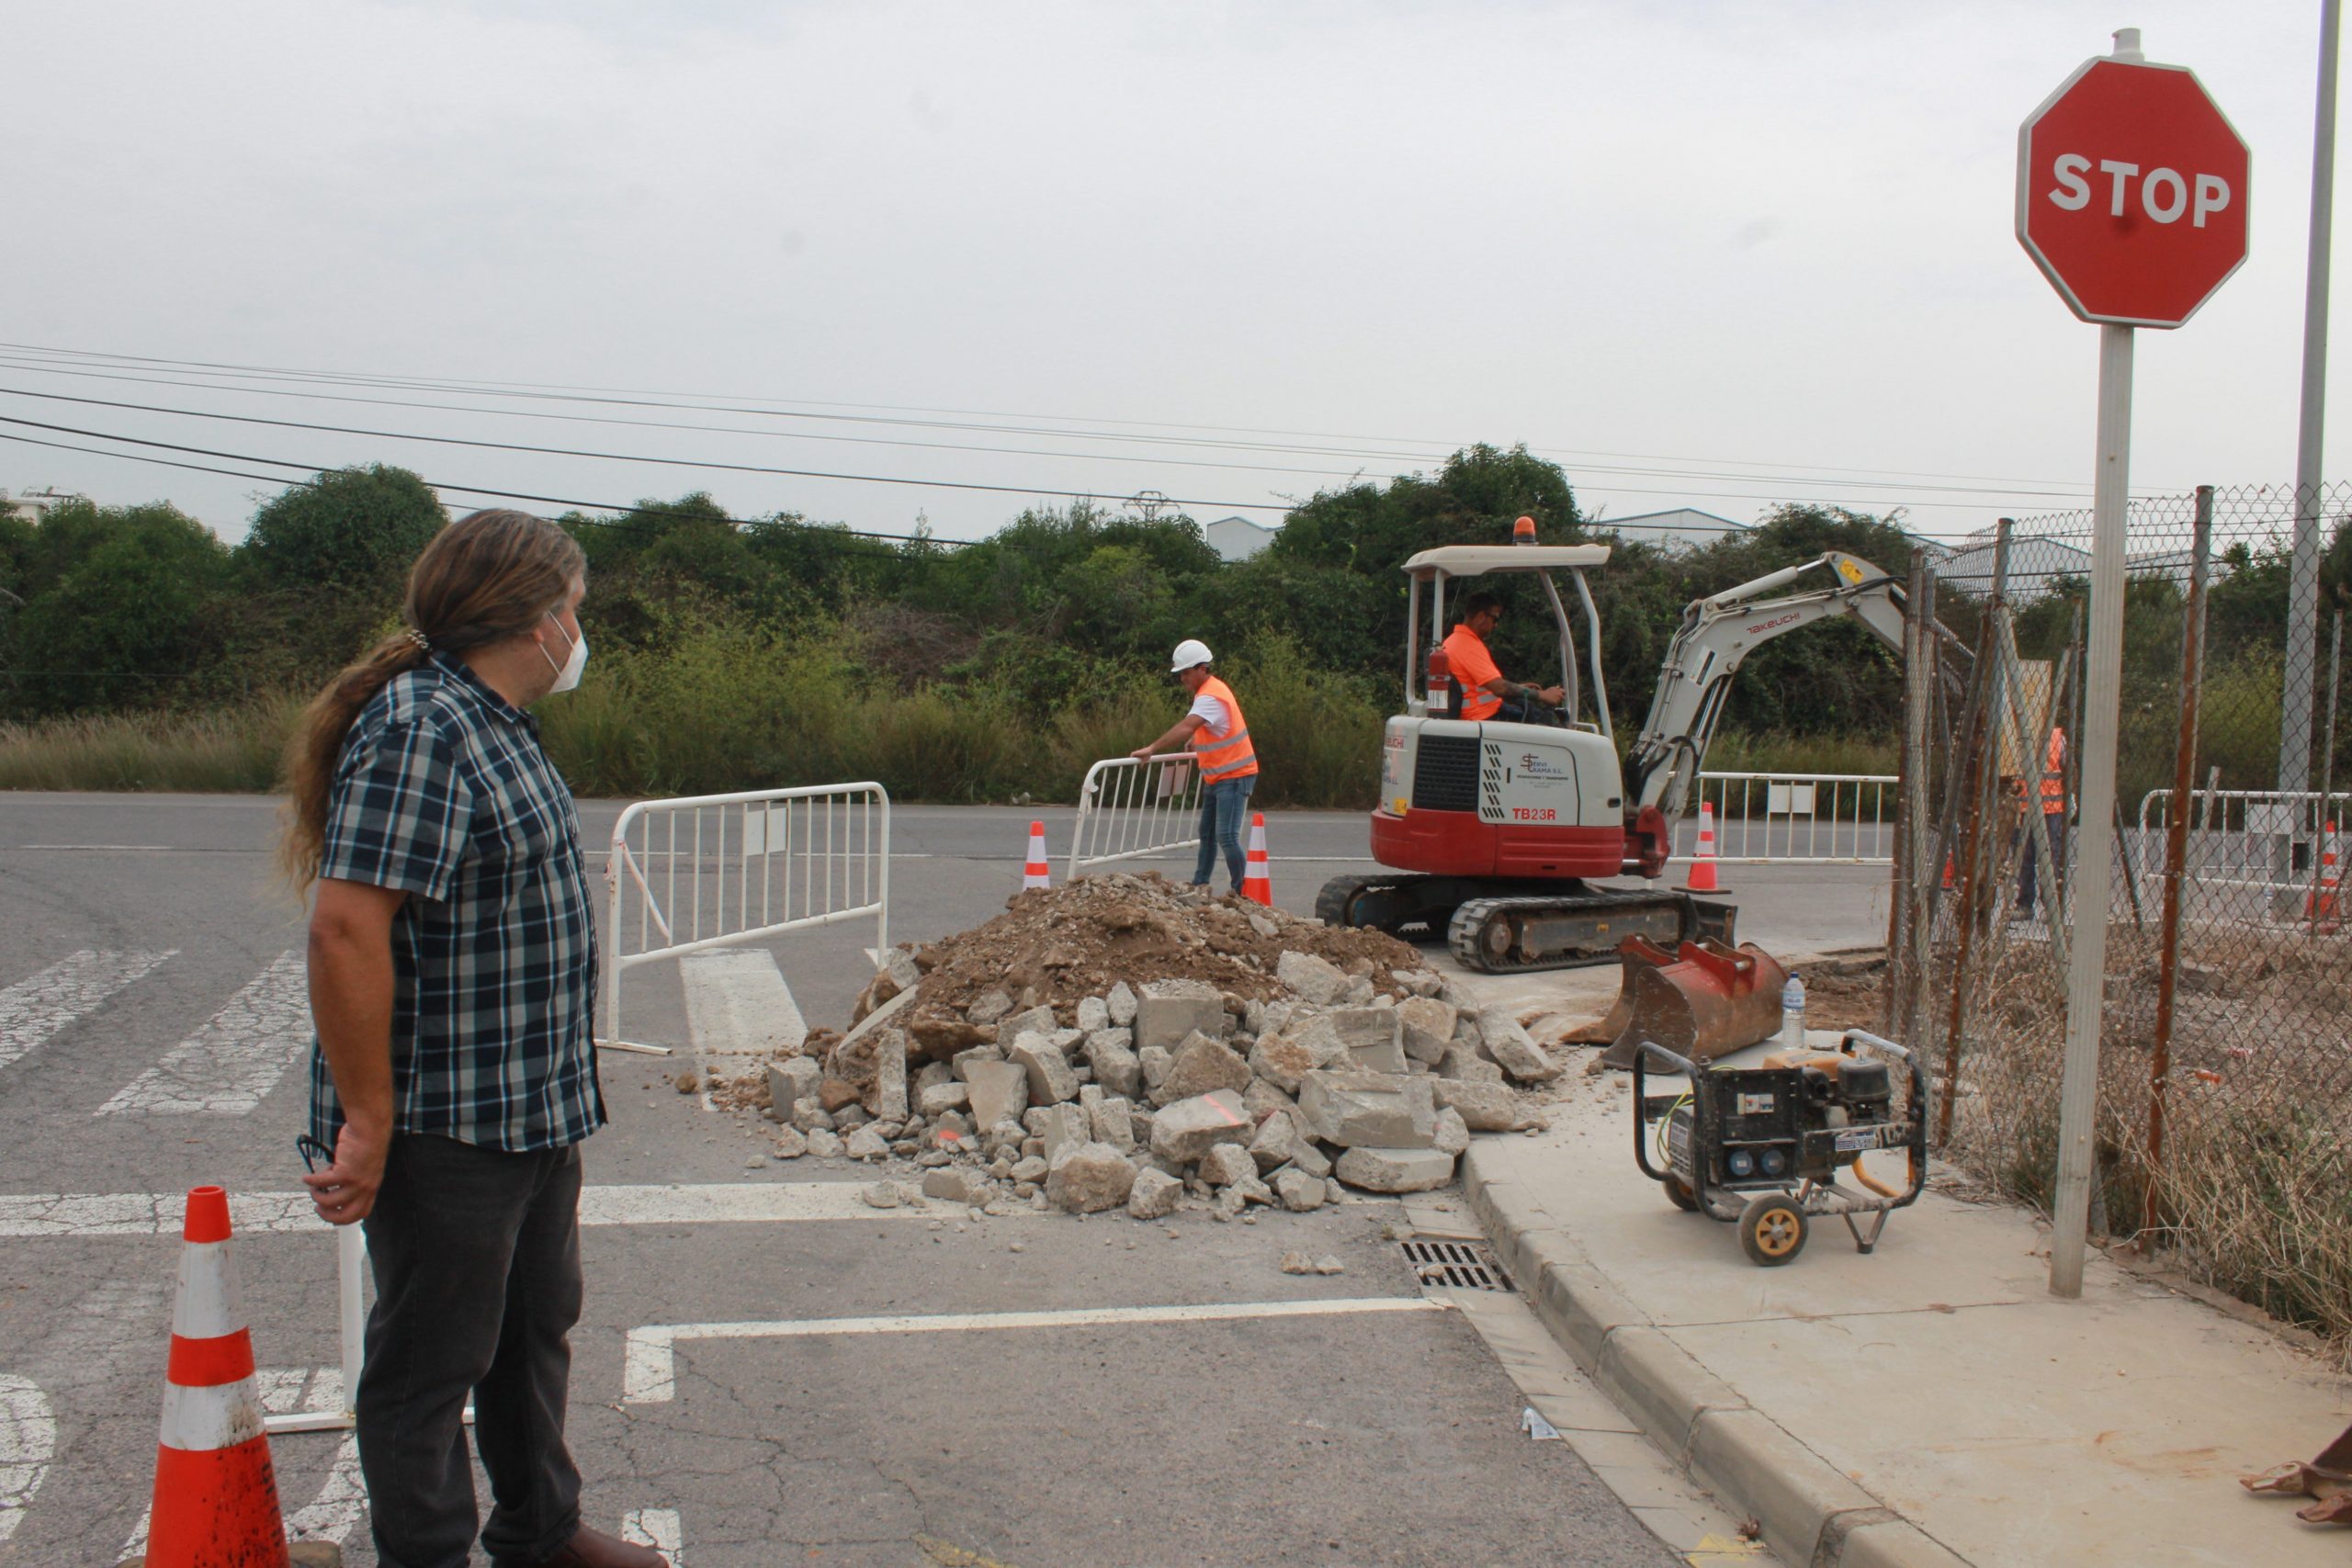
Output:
[1401, 540, 1614, 736]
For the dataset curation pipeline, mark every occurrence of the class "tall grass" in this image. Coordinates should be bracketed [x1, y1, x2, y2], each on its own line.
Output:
[0, 622, 1884, 807]
[0, 699, 297, 791]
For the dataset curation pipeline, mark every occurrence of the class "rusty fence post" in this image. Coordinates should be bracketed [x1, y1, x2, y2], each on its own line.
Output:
[2145, 485, 2212, 1242]
[1936, 524, 2011, 1145]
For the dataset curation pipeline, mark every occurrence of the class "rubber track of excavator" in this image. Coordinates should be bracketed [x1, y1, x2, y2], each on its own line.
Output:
[1446, 893, 1722, 975]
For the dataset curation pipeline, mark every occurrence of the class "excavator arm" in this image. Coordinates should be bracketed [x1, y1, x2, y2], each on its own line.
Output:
[1620, 551, 1926, 835]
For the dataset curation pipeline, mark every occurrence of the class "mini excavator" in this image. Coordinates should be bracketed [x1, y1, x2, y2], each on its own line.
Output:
[1317, 516, 1930, 974]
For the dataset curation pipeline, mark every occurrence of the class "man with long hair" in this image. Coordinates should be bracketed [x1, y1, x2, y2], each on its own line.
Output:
[283, 510, 662, 1568]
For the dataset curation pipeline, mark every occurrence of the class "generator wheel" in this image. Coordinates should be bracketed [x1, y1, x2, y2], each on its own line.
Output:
[1663, 1176, 1700, 1213]
[1738, 1194, 1807, 1266]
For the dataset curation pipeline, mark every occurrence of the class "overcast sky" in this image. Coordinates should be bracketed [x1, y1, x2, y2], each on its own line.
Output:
[3, 1, 2340, 547]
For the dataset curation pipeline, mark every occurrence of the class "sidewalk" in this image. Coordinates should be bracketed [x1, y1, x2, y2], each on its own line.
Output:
[1450, 965, 2352, 1568]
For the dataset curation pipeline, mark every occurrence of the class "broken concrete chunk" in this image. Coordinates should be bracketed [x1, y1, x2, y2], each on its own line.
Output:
[1106, 980, 1138, 1026]
[1247, 911, 1279, 940]
[844, 1125, 891, 1161]
[951, 1044, 1005, 1081]
[1197, 1143, 1257, 1187]
[1431, 1106, 1470, 1156]
[1289, 1140, 1333, 1179]
[1011, 1155, 1049, 1184]
[1148, 1089, 1254, 1164]
[1430, 1077, 1527, 1132]
[1126, 1166, 1181, 1220]
[1395, 968, 1444, 998]
[863, 1181, 900, 1209]
[1333, 1145, 1456, 1193]
[1134, 980, 1227, 1051]
[1396, 998, 1458, 1065]
[907, 1013, 987, 1060]
[1038, 1103, 1091, 1165]
[967, 988, 1015, 1025]
[1151, 1031, 1252, 1106]
[1476, 1008, 1565, 1083]
[805, 1127, 845, 1158]
[1089, 1094, 1137, 1153]
[1001, 1004, 1059, 1041]
[922, 1168, 990, 1205]
[866, 1030, 910, 1121]
[961, 1060, 1030, 1129]
[1280, 1251, 1316, 1275]
[1326, 1008, 1407, 1074]
[916, 1081, 970, 1117]
[1247, 1110, 1302, 1173]
[1221, 1175, 1273, 1212]
[1247, 1029, 1320, 1095]
[1138, 1044, 1174, 1092]
[767, 1056, 822, 1111]
[914, 1060, 955, 1093]
[1046, 1142, 1137, 1213]
[771, 1126, 808, 1159]
[1275, 949, 1349, 1006]
[1240, 1078, 1296, 1125]
[1009, 1033, 1081, 1104]
[1273, 1168, 1327, 1212]
[1438, 1044, 1505, 1084]
[1076, 996, 1111, 1032]
[1081, 1030, 1142, 1099]
[1295, 1070, 1435, 1149]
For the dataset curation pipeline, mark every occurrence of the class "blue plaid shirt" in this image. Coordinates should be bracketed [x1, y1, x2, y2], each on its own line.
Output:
[307, 653, 605, 1152]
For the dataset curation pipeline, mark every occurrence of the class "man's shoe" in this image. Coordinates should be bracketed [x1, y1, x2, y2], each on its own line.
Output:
[525, 1526, 668, 1568]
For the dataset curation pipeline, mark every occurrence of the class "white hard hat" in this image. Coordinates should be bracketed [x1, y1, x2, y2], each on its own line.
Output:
[1170, 638, 1214, 672]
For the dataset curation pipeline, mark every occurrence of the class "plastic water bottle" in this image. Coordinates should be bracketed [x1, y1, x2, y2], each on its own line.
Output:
[1780, 973, 1806, 1049]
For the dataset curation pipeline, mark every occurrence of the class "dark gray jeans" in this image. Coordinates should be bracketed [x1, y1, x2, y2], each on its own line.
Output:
[359, 1133, 586, 1568]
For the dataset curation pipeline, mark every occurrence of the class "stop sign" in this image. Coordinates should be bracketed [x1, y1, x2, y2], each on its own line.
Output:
[2017, 55, 2250, 328]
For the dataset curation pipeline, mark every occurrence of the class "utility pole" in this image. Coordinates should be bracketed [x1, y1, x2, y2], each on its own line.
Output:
[2286, 0, 2341, 808]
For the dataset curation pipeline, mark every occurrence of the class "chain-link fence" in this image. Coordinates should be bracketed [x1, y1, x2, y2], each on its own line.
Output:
[1884, 483, 2352, 1344]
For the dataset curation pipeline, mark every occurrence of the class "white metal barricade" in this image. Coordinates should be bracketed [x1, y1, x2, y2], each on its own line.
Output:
[603, 783, 890, 1052]
[1069, 754, 1204, 877]
[1679, 773, 1899, 864]
[2132, 786, 2352, 899]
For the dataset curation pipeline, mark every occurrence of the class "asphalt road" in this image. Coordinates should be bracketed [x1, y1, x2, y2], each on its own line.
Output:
[0, 792, 1883, 1564]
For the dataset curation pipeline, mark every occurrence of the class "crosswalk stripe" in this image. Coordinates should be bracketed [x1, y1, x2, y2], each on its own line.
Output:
[622, 1508, 684, 1562]
[0, 1375, 54, 1545]
[0, 950, 175, 1075]
[96, 952, 310, 1117]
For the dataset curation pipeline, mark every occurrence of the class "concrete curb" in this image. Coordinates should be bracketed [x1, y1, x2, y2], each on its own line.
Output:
[1461, 1144, 1973, 1568]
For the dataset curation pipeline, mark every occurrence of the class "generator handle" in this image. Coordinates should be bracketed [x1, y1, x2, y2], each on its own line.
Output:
[1841, 1029, 1933, 1206]
[1629, 1038, 1697, 1185]
[1839, 1028, 1910, 1062]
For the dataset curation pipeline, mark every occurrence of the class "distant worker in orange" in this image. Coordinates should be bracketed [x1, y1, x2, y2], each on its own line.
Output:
[2016, 724, 2068, 921]
[1442, 592, 1563, 722]
[1132, 638, 1260, 893]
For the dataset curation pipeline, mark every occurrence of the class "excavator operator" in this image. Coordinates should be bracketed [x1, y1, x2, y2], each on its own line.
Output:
[1442, 592, 1565, 724]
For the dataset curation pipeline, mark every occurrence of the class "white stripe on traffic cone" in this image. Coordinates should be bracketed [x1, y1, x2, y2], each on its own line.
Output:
[1022, 820, 1051, 891]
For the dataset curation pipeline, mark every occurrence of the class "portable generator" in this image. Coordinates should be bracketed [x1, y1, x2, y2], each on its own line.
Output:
[1631, 1029, 1927, 1266]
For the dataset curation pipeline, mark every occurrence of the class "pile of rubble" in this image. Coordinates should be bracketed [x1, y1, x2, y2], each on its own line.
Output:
[733, 873, 1567, 1220]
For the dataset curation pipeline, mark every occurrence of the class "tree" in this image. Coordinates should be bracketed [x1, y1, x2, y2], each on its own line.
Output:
[241, 465, 445, 592]
[4, 501, 232, 713]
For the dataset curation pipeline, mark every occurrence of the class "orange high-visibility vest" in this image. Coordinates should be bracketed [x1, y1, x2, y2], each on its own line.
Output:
[1441, 624, 1504, 721]
[2041, 728, 2065, 813]
[1192, 675, 1259, 784]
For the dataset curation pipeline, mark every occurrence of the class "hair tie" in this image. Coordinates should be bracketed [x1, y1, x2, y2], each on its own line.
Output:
[406, 628, 432, 654]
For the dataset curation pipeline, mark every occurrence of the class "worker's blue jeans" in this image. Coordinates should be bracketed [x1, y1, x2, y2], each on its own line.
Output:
[1193, 774, 1257, 891]
[2018, 813, 2068, 917]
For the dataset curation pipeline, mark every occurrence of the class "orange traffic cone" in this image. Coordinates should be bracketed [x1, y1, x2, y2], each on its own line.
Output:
[141, 1186, 292, 1568]
[1241, 813, 1273, 906]
[1022, 820, 1051, 891]
[2311, 819, 2341, 929]
[1676, 802, 1729, 895]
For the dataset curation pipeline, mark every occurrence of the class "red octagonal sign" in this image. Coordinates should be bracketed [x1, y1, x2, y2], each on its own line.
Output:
[2017, 55, 2250, 328]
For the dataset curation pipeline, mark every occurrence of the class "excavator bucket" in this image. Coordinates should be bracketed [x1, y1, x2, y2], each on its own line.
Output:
[1560, 936, 1679, 1045]
[1598, 940, 1790, 1070]
[2244, 1421, 2352, 1526]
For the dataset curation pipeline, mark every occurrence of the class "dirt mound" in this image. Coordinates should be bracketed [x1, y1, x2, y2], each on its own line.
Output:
[905, 872, 1422, 1022]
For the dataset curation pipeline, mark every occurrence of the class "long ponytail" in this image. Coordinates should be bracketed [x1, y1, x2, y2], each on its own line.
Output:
[278, 509, 585, 890]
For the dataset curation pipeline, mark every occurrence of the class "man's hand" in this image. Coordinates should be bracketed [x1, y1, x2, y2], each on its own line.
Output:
[1128, 746, 1156, 761]
[303, 1121, 390, 1224]
[1537, 684, 1565, 706]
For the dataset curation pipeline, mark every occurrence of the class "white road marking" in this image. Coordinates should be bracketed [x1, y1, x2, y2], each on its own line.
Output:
[10, 844, 175, 852]
[680, 949, 805, 1107]
[0, 1180, 1034, 1237]
[0, 949, 175, 1074]
[0, 1375, 54, 1544]
[96, 952, 311, 1116]
[624, 1297, 1450, 1403]
[623, 1507, 684, 1562]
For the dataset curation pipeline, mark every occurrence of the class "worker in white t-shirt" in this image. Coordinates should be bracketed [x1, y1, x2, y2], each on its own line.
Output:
[1130, 639, 1261, 891]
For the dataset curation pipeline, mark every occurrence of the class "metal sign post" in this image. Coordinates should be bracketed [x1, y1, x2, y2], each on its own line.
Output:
[2013, 27, 2250, 1297]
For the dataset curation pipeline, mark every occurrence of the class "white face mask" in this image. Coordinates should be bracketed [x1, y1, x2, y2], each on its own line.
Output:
[539, 610, 587, 694]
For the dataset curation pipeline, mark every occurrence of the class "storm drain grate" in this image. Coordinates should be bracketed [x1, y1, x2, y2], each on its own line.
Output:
[1402, 1235, 1513, 1292]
